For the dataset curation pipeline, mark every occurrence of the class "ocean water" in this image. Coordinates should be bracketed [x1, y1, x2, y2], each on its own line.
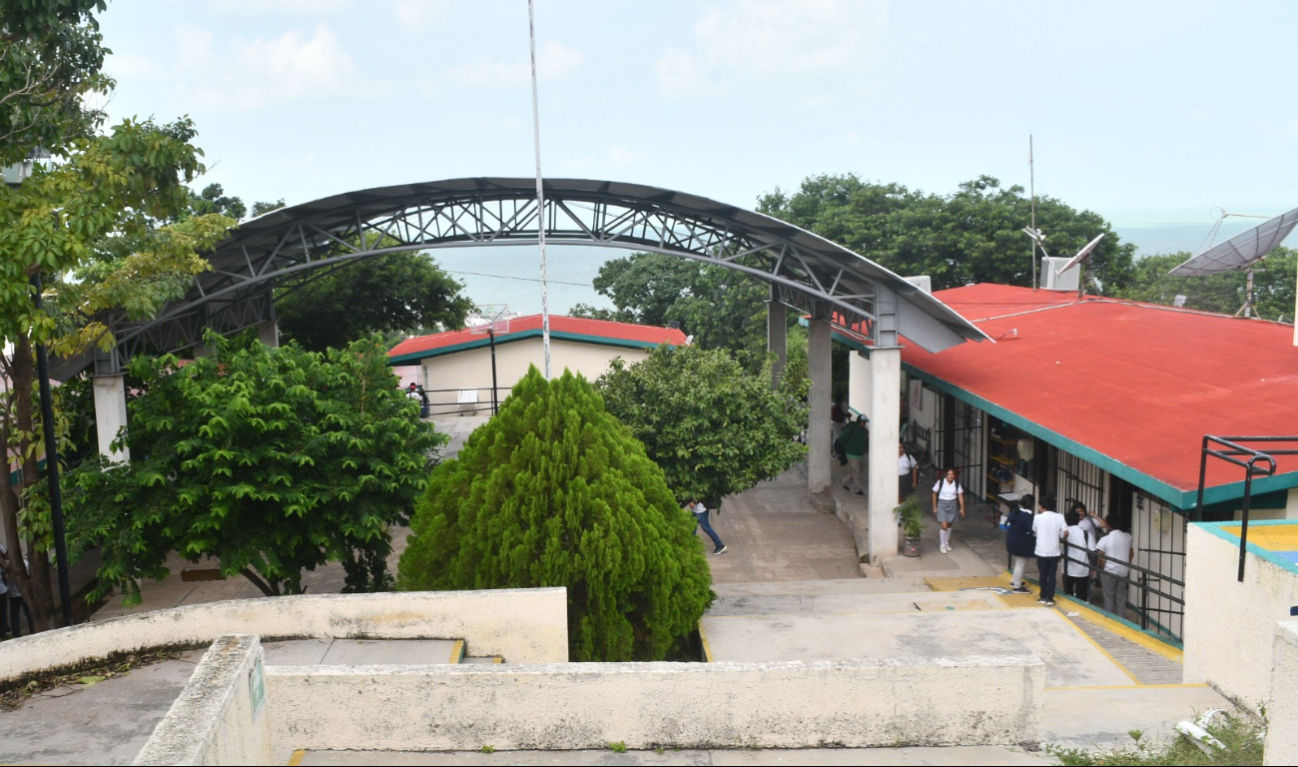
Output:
[426, 220, 1275, 315]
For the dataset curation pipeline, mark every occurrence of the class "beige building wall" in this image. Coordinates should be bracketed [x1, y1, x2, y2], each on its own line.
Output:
[420, 337, 653, 414]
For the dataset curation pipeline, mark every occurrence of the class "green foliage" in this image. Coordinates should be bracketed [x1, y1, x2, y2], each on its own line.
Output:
[1048, 713, 1263, 766]
[0, 1, 111, 164]
[277, 249, 474, 352]
[896, 495, 923, 539]
[757, 174, 1137, 293]
[596, 344, 807, 506]
[1115, 247, 1296, 321]
[609, 742, 628, 753]
[398, 367, 713, 662]
[571, 252, 772, 368]
[66, 334, 443, 603]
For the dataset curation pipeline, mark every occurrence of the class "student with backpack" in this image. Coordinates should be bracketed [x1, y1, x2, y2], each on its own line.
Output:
[930, 468, 966, 553]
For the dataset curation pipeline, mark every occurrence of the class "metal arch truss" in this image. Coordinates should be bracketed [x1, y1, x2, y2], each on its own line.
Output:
[87, 191, 899, 376]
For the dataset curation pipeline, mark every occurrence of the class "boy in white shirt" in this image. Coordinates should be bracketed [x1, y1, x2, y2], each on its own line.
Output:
[1031, 495, 1066, 606]
[1096, 515, 1135, 617]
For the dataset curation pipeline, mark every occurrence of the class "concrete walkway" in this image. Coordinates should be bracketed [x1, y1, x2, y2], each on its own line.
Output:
[296, 746, 1055, 765]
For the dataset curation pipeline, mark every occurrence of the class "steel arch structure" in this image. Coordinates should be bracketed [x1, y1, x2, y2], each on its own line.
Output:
[58, 177, 986, 380]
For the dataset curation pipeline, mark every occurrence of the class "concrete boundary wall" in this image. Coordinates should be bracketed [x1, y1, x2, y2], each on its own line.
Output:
[1266, 622, 1298, 766]
[265, 656, 1045, 762]
[0, 588, 568, 684]
[133, 635, 272, 766]
[1183, 523, 1298, 709]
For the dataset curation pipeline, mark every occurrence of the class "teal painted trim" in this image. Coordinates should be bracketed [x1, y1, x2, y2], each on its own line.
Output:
[905, 364, 1189, 506]
[389, 330, 672, 365]
[1019, 570, 1184, 646]
[1195, 520, 1298, 578]
[1198, 471, 1298, 508]
[1201, 488, 1289, 515]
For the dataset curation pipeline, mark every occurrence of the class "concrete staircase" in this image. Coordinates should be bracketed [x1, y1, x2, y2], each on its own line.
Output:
[261, 638, 502, 666]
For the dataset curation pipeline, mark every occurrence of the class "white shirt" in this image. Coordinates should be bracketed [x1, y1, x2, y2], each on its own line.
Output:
[1097, 530, 1134, 577]
[692, 502, 707, 515]
[898, 453, 917, 477]
[932, 478, 961, 501]
[1077, 515, 1101, 541]
[1032, 511, 1067, 557]
[1063, 525, 1093, 577]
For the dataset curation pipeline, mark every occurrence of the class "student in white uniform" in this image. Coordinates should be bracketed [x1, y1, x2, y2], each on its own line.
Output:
[930, 468, 965, 554]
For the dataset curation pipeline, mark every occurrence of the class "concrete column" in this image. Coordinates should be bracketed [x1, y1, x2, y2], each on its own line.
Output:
[767, 293, 788, 388]
[258, 319, 280, 348]
[807, 318, 833, 495]
[92, 374, 130, 463]
[867, 346, 901, 562]
[848, 349, 871, 418]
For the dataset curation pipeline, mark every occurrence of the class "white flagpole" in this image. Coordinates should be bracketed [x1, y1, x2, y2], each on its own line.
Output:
[527, 0, 551, 379]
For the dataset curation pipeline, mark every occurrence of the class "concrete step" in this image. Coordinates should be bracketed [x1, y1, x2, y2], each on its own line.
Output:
[459, 656, 503, 665]
[708, 590, 1003, 618]
[711, 576, 931, 598]
[262, 638, 464, 666]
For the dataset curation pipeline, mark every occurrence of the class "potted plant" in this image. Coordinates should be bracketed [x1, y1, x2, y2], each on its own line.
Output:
[896, 495, 924, 557]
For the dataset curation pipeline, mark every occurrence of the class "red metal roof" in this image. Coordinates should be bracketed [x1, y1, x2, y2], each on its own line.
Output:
[388, 314, 687, 363]
[900, 284, 1298, 504]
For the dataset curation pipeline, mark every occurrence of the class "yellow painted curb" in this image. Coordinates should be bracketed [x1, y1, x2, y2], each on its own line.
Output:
[1058, 611, 1142, 686]
[449, 639, 465, 664]
[492, 656, 503, 664]
[1056, 595, 1184, 664]
[287, 749, 306, 766]
[698, 620, 714, 663]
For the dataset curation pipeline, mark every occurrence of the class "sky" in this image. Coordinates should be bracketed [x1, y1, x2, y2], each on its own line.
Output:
[91, 0, 1298, 297]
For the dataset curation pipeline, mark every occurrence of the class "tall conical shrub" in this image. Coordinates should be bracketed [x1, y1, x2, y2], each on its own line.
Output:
[398, 366, 713, 661]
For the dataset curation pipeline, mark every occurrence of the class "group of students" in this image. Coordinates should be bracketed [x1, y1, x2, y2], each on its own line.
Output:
[1004, 494, 1134, 612]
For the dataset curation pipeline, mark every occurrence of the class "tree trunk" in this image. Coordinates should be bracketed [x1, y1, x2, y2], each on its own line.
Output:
[10, 339, 57, 630]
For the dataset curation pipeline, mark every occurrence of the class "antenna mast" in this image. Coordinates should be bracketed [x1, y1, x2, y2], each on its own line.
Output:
[527, 0, 551, 379]
[1029, 135, 1038, 290]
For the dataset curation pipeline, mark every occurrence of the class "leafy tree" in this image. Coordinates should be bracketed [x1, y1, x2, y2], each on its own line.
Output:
[1115, 247, 1296, 321]
[398, 367, 712, 662]
[66, 334, 442, 602]
[571, 252, 772, 367]
[277, 248, 474, 352]
[183, 183, 246, 221]
[597, 345, 807, 507]
[757, 174, 1137, 293]
[251, 199, 286, 218]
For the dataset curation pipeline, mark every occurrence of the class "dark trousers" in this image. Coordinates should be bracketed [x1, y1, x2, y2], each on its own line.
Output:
[8, 594, 34, 638]
[1063, 573, 1090, 602]
[694, 511, 724, 552]
[1037, 556, 1060, 601]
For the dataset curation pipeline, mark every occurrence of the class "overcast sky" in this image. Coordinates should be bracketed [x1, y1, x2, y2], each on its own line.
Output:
[96, 0, 1298, 230]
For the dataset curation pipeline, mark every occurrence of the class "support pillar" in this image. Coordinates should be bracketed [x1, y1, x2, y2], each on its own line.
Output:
[258, 319, 280, 348]
[807, 317, 833, 495]
[92, 374, 130, 463]
[767, 288, 787, 389]
[866, 346, 901, 562]
[848, 349, 871, 417]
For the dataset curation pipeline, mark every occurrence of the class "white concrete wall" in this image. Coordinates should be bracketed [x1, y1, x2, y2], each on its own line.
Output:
[0, 588, 569, 684]
[1266, 621, 1298, 765]
[1183, 524, 1298, 710]
[848, 350, 870, 417]
[133, 634, 272, 766]
[265, 656, 1044, 761]
[421, 338, 651, 413]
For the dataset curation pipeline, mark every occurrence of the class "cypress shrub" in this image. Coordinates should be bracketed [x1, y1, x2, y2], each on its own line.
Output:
[398, 367, 713, 662]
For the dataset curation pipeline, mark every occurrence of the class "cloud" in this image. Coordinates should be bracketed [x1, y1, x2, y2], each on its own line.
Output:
[655, 0, 888, 99]
[447, 40, 583, 89]
[392, 0, 456, 30]
[205, 0, 354, 14]
[169, 23, 392, 111]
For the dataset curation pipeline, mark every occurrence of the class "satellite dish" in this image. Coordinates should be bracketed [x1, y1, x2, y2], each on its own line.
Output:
[1021, 227, 1051, 258]
[1056, 233, 1105, 275]
[1169, 205, 1298, 276]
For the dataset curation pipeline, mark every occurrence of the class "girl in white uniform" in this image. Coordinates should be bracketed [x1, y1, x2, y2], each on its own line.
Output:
[930, 468, 966, 553]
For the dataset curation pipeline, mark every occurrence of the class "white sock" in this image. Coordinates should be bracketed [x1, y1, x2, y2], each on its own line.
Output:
[940, 529, 950, 548]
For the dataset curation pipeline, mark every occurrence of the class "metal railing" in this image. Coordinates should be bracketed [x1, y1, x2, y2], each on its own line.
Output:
[408, 385, 511, 419]
[1058, 537, 1185, 641]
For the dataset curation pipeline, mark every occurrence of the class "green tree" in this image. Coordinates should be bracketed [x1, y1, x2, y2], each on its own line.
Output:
[277, 249, 474, 352]
[596, 345, 807, 507]
[758, 174, 1137, 293]
[571, 252, 772, 367]
[398, 367, 713, 662]
[1116, 247, 1296, 321]
[66, 334, 442, 603]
